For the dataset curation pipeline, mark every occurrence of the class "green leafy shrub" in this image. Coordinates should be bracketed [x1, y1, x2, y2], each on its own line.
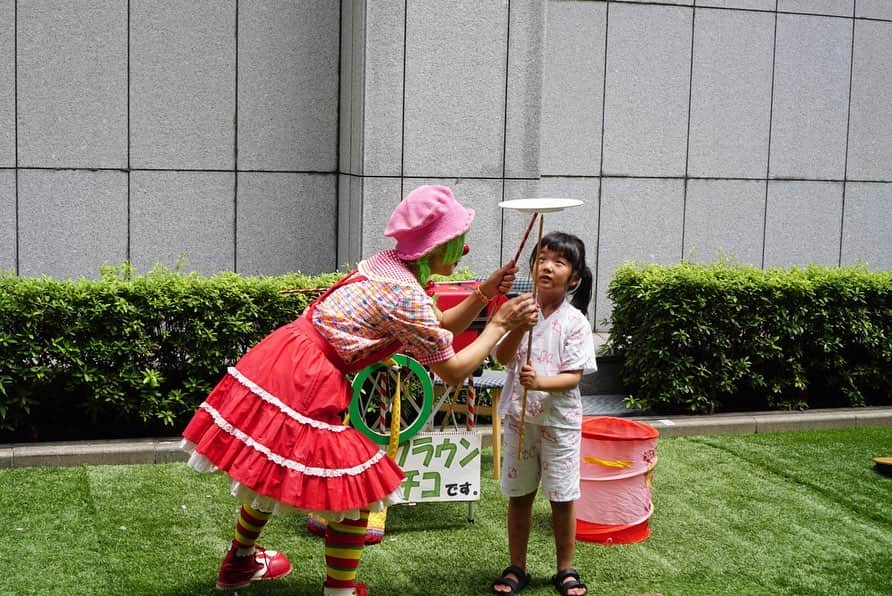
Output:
[607, 262, 892, 414]
[0, 264, 341, 441]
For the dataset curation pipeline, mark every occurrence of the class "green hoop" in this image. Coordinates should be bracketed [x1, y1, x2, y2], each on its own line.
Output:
[349, 354, 434, 445]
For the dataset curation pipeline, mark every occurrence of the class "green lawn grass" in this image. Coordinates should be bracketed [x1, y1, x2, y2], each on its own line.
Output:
[2, 427, 890, 595]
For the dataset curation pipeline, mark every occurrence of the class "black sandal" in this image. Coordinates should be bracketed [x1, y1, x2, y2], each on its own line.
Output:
[552, 568, 587, 596]
[492, 565, 531, 594]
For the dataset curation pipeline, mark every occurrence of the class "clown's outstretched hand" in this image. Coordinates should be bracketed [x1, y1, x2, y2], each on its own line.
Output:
[480, 260, 519, 298]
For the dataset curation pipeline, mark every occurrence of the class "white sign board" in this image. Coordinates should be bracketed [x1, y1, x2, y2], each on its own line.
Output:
[394, 431, 482, 503]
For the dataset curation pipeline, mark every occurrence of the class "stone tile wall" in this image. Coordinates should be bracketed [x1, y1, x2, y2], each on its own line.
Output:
[2, 0, 890, 331]
[2, 0, 339, 279]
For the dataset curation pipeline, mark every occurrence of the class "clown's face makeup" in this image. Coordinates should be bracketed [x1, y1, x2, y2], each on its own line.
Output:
[429, 250, 459, 276]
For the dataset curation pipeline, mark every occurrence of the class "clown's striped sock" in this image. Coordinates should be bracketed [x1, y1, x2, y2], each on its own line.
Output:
[233, 504, 272, 555]
[324, 511, 369, 588]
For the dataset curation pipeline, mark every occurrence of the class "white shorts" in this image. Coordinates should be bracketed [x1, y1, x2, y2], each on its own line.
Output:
[499, 417, 581, 502]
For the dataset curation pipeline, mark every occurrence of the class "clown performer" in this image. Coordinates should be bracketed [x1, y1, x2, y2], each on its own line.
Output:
[181, 185, 538, 595]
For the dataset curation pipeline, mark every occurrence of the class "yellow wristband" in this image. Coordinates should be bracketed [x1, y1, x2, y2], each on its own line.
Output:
[473, 286, 492, 305]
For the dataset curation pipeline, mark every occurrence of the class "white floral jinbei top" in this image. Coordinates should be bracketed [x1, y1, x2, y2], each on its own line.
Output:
[495, 298, 597, 430]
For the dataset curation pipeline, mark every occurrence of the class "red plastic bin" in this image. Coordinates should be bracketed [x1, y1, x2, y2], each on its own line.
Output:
[575, 416, 659, 544]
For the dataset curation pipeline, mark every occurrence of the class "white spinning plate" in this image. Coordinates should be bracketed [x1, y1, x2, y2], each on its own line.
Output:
[498, 198, 584, 213]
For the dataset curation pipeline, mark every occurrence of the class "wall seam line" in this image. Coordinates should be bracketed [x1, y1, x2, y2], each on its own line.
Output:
[335, 0, 344, 264]
[594, 1, 609, 328]
[126, 0, 131, 265]
[682, 4, 695, 262]
[399, 0, 408, 196]
[14, 0, 19, 275]
[233, 0, 239, 272]
[761, 1, 779, 269]
[839, 7, 856, 266]
[499, 0, 512, 266]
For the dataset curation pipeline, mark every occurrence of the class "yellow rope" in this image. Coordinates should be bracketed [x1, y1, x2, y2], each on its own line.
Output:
[583, 456, 632, 469]
[386, 359, 401, 459]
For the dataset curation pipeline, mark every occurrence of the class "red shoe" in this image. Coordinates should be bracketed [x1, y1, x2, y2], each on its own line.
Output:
[215, 544, 293, 590]
[321, 582, 370, 595]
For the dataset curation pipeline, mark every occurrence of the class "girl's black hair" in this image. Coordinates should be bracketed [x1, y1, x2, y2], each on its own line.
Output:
[529, 231, 593, 315]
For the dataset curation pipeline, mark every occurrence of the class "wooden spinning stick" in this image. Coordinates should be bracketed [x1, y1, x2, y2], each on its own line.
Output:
[516, 215, 544, 457]
[512, 213, 539, 265]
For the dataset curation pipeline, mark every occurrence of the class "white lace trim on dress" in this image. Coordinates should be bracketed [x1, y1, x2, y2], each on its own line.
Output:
[226, 366, 347, 433]
[179, 440, 404, 519]
[194, 401, 386, 478]
[229, 482, 404, 521]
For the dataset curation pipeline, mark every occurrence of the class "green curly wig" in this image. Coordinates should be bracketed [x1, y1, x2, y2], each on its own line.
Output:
[412, 233, 466, 287]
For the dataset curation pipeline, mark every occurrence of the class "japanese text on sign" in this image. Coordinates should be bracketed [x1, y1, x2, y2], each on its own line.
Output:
[395, 431, 481, 502]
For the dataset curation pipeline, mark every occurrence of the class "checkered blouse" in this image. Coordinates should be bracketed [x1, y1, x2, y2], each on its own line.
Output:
[311, 250, 455, 366]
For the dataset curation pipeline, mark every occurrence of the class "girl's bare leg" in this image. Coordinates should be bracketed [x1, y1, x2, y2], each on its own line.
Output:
[493, 491, 536, 593]
[551, 500, 586, 595]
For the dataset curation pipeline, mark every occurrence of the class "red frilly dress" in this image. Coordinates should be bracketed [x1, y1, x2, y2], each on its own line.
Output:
[181, 251, 456, 521]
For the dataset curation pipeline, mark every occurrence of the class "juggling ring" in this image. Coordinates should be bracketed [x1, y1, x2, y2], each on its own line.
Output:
[349, 354, 434, 446]
[498, 197, 585, 457]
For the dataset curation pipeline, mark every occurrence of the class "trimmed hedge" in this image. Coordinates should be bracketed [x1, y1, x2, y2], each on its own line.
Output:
[0, 264, 341, 442]
[607, 262, 892, 414]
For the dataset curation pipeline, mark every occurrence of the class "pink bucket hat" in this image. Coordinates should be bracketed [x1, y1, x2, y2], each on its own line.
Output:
[385, 185, 475, 260]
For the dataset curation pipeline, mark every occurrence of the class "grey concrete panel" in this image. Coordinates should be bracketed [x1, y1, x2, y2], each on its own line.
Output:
[0, 170, 13, 272]
[846, 20, 892, 181]
[338, 1, 373, 176]
[695, 0, 776, 9]
[130, 172, 234, 274]
[841, 183, 892, 269]
[504, 0, 546, 178]
[0, 0, 12, 167]
[764, 181, 843, 268]
[778, 0, 853, 17]
[337, 174, 363, 267]
[449, 179, 504, 277]
[597, 178, 684, 327]
[339, 0, 357, 175]
[688, 9, 774, 178]
[130, 1, 235, 170]
[236, 173, 337, 276]
[684, 179, 765, 265]
[360, 177, 403, 260]
[769, 14, 852, 180]
[541, 1, 605, 177]
[348, 1, 368, 178]
[239, 0, 339, 171]
[361, 1, 406, 177]
[503, 178, 600, 323]
[856, 0, 892, 19]
[17, 1, 127, 168]
[403, 2, 507, 178]
[602, 4, 693, 177]
[18, 170, 127, 279]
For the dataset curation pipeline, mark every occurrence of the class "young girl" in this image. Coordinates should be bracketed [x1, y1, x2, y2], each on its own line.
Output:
[491, 232, 596, 596]
[180, 185, 538, 595]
